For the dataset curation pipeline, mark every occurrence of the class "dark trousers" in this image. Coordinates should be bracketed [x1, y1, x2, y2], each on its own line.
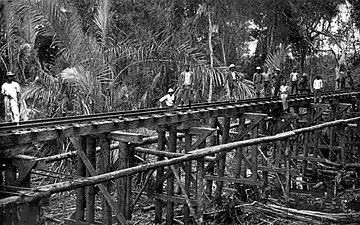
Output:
[291, 81, 298, 95]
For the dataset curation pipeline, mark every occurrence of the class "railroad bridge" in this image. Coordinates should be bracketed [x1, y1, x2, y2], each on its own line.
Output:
[1, 91, 360, 224]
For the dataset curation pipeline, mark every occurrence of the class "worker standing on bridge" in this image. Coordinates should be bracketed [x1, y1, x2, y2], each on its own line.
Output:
[179, 64, 193, 106]
[253, 66, 262, 98]
[159, 88, 175, 108]
[262, 67, 271, 97]
[290, 68, 299, 95]
[225, 64, 239, 100]
[298, 73, 310, 95]
[313, 75, 324, 104]
[273, 68, 283, 98]
[280, 79, 290, 113]
[1, 71, 21, 123]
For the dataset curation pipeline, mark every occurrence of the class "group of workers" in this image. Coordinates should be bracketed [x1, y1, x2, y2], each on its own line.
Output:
[159, 64, 327, 114]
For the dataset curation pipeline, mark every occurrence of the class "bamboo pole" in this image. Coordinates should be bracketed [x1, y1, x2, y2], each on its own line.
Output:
[235, 115, 245, 199]
[155, 129, 166, 224]
[285, 139, 290, 203]
[166, 126, 177, 225]
[251, 124, 258, 181]
[86, 136, 96, 223]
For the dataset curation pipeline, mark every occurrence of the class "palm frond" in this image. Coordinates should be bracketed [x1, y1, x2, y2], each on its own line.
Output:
[264, 44, 291, 71]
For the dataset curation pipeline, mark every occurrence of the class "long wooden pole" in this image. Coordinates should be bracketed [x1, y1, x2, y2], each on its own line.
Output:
[75, 137, 86, 221]
[166, 126, 177, 225]
[86, 136, 96, 223]
[155, 129, 166, 224]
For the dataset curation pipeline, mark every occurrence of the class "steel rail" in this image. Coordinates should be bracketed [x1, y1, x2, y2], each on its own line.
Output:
[0, 90, 357, 132]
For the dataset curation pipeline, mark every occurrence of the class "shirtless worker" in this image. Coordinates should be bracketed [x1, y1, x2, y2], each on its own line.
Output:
[253, 66, 262, 98]
[1, 71, 21, 123]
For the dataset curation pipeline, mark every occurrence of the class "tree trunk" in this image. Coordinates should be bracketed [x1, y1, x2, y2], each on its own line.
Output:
[208, 7, 214, 103]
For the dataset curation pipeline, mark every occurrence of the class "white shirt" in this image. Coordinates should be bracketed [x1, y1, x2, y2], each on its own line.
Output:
[280, 85, 288, 94]
[313, 79, 323, 90]
[290, 72, 298, 82]
[159, 94, 175, 106]
[231, 72, 237, 80]
[1, 81, 20, 101]
[182, 71, 192, 85]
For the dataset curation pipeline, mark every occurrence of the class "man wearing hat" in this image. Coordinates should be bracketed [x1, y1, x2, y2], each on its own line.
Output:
[298, 73, 310, 95]
[225, 64, 238, 99]
[159, 88, 175, 108]
[1, 71, 21, 123]
[253, 66, 262, 98]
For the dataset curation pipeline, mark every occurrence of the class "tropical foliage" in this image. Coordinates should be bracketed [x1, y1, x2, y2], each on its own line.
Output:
[0, 0, 359, 119]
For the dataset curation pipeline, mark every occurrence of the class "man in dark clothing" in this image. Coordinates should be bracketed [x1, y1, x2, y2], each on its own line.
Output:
[298, 73, 310, 95]
[272, 68, 283, 97]
[253, 66, 262, 98]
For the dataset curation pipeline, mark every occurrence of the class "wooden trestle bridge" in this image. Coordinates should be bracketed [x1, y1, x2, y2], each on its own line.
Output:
[1, 91, 360, 224]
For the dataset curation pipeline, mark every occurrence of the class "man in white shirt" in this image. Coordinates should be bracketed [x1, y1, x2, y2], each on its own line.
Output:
[1, 72, 21, 123]
[159, 88, 175, 108]
[180, 64, 193, 106]
[313, 75, 323, 103]
[290, 68, 299, 95]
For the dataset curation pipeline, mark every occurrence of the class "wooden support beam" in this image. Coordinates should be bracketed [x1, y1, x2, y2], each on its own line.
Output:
[155, 130, 166, 224]
[86, 136, 96, 224]
[184, 131, 192, 225]
[78, 144, 128, 225]
[64, 218, 101, 225]
[74, 137, 86, 222]
[166, 126, 177, 225]
[154, 194, 197, 205]
[190, 129, 215, 151]
[99, 137, 112, 225]
[107, 131, 143, 143]
[189, 127, 217, 136]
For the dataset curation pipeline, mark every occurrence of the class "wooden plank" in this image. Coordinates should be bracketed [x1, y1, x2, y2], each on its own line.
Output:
[117, 141, 130, 222]
[77, 145, 128, 225]
[205, 175, 263, 186]
[107, 131, 143, 143]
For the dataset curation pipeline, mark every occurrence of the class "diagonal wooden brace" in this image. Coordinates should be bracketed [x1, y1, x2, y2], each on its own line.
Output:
[77, 149, 128, 225]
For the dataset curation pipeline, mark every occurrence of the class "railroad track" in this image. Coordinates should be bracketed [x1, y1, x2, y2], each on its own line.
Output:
[0, 90, 357, 133]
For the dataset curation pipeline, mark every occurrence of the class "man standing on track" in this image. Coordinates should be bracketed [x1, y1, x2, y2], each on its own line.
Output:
[290, 68, 299, 95]
[1, 71, 21, 123]
[179, 64, 193, 106]
[225, 64, 238, 100]
[253, 66, 262, 98]
[262, 67, 271, 97]
[273, 68, 283, 97]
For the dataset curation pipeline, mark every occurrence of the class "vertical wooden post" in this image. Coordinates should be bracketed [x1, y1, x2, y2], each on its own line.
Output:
[215, 117, 230, 200]
[284, 139, 290, 203]
[183, 131, 192, 225]
[251, 124, 258, 181]
[235, 115, 245, 199]
[86, 136, 96, 223]
[117, 140, 132, 222]
[76, 137, 86, 221]
[100, 137, 112, 225]
[126, 145, 133, 220]
[166, 126, 177, 225]
[339, 124, 346, 166]
[155, 129, 166, 224]
[206, 118, 217, 197]
[196, 159, 205, 225]
[5, 165, 17, 225]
